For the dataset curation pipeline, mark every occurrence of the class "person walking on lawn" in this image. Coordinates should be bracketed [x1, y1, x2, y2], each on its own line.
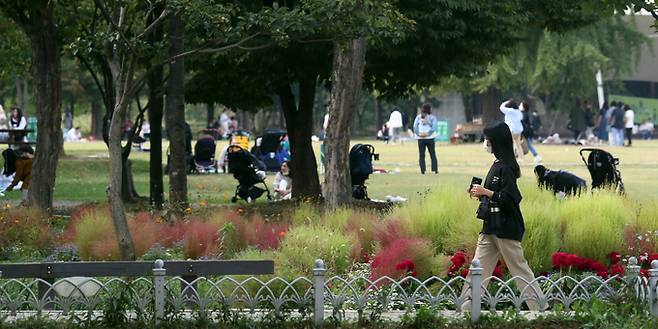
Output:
[499, 99, 524, 162]
[413, 103, 438, 174]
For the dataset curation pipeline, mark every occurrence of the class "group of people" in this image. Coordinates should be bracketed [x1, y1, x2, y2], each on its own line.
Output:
[571, 100, 653, 147]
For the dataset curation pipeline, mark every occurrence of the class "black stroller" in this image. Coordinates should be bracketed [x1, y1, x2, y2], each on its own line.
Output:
[252, 129, 287, 172]
[227, 145, 272, 202]
[349, 144, 379, 200]
[579, 148, 624, 194]
[192, 136, 218, 174]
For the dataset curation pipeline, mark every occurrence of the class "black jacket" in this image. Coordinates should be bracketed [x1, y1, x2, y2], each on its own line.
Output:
[481, 160, 525, 241]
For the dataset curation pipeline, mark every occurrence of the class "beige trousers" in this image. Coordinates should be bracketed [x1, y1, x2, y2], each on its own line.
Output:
[512, 133, 523, 160]
[460, 234, 544, 311]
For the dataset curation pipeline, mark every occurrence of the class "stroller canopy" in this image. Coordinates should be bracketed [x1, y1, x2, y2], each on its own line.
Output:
[258, 129, 287, 154]
[194, 136, 216, 163]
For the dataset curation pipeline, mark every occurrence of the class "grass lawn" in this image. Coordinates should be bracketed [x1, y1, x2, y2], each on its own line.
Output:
[3, 139, 657, 205]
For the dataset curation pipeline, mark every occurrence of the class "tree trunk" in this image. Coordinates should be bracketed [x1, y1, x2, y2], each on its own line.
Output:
[206, 103, 214, 128]
[481, 88, 503, 126]
[107, 54, 137, 261]
[165, 13, 188, 209]
[147, 5, 165, 209]
[278, 79, 321, 199]
[23, 4, 63, 213]
[91, 99, 103, 139]
[324, 38, 367, 207]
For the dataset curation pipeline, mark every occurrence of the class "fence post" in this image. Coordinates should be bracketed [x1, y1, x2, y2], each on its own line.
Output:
[626, 256, 641, 284]
[649, 260, 658, 318]
[469, 258, 483, 323]
[313, 259, 326, 326]
[153, 259, 166, 324]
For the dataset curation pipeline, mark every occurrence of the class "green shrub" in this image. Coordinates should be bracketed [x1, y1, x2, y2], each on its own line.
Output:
[277, 225, 351, 276]
[521, 194, 561, 272]
[559, 192, 631, 263]
[290, 203, 322, 226]
[390, 186, 474, 253]
[72, 207, 113, 259]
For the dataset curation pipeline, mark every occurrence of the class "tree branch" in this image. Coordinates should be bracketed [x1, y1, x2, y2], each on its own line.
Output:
[137, 8, 170, 39]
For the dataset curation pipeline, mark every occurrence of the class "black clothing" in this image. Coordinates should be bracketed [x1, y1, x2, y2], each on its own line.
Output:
[417, 139, 438, 173]
[480, 161, 525, 242]
[626, 127, 633, 146]
[521, 112, 534, 139]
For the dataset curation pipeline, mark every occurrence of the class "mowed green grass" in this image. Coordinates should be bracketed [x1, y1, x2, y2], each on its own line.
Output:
[3, 139, 658, 204]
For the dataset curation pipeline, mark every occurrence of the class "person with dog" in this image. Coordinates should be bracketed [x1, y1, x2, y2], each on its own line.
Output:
[520, 101, 542, 164]
[499, 100, 524, 162]
[463, 121, 543, 311]
[4, 145, 34, 204]
[413, 103, 438, 174]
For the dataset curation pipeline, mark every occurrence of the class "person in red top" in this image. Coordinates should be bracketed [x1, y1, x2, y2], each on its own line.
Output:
[4, 145, 34, 204]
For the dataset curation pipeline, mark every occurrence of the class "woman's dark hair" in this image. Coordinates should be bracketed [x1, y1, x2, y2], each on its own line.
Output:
[421, 103, 431, 114]
[281, 160, 291, 175]
[520, 101, 529, 112]
[11, 107, 22, 119]
[506, 100, 518, 109]
[483, 121, 520, 178]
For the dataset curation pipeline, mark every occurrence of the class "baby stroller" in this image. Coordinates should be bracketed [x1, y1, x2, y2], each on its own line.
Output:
[192, 136, 218, 174]
[350, 144, 379, 200]
[579, 148, 624, 193]
[227, 145, 271, 202]
[252, 129, 287, 172]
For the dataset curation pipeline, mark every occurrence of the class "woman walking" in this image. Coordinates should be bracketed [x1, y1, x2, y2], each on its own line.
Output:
[413, 103, 438, 174]
[498, 100, 524, 162]
[462, 121, 544, 311]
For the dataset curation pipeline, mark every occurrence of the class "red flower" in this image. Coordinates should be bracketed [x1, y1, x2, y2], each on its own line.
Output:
[610, 264, 625, 277]
[551, 252, 569, 269]
[640, 269, 649, 278]
[596, 270, 608, 279]
[410, 271, 417, 277]
[608, 252, 621, 265]
[566, 254, 580, 268]
[460, 268, 469, 278]
[450, 251, 467, 268]
[492, 266, 503, 278]
[395, 259, 415, 271]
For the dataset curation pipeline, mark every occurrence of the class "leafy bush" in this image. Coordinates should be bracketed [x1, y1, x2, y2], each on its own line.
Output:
[521, 194, 561, 272]
[277, 225, 351, 276]
[559, 192, 631, 263]
[389, 186, 474, 253]
[370, 238, 448, 280]
[70, 206, 114, 259]
[0, 207, 53, 258]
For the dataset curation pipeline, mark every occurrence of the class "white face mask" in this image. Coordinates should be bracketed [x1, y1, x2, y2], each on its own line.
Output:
[483, 140, 492, 154]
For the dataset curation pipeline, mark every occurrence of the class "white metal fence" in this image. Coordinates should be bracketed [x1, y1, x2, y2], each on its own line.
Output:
[1, 258, 657, 324]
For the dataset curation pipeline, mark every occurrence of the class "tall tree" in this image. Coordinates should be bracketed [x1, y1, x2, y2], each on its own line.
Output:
[323, 37, 367, 207]
[165, 12, 188, 209]
[1, 0, 63, 213]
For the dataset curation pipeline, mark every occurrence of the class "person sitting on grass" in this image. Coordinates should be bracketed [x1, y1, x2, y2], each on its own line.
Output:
[4, 145, 34, 204]
[273, 161, 292, 200]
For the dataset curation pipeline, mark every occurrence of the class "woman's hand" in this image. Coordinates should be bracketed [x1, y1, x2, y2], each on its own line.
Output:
[470, 184, 493, 198]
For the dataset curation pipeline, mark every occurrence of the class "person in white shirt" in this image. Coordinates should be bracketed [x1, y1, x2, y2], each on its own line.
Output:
[64, 126, 82, 142]
[273, 161, 292, 200]
[623, 105, 634, 147]
[8, 107, 27, 146]
[387, 107, 404, 144]
[499, 100, 524, 161]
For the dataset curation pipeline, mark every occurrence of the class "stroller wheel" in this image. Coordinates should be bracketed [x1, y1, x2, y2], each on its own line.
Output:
[231, 196, 238, 203]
